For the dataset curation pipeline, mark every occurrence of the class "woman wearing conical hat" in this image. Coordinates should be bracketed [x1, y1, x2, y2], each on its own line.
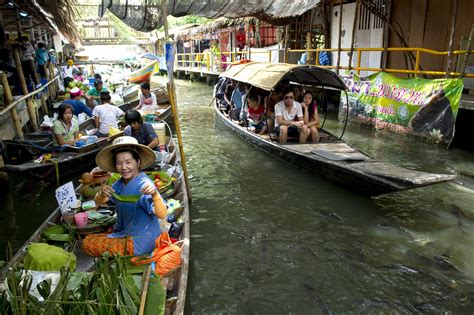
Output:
[82, 136, 167, 257]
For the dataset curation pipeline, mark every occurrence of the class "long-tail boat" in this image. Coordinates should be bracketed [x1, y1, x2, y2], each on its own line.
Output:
[215, 62, 456, 196]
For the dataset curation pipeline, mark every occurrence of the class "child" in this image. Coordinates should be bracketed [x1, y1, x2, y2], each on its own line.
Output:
[246, 94, 266, 134]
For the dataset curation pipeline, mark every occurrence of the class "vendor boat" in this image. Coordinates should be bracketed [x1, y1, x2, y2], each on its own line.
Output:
[0, 135, 190, 314]
[128, 61, 157, 84]
[215, 62, 456, 196]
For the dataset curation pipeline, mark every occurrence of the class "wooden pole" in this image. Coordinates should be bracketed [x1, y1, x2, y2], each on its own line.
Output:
[283, 25, 289, 63]
[0, 72, 23, 139]
[445, 0, 459, 77]
[162, 0, 192, 201]
[336, 0, 343, 74]
[348, 0, 360, 71]
[381, 0, 392, 70]
[13, 49, 39, 130]
[306, 32, 312, 64]
[460, 24, 474, 78]
[30, 60, 40, 85]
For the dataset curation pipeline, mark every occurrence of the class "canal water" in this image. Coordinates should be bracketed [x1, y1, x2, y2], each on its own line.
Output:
[1, 78, 474, 313]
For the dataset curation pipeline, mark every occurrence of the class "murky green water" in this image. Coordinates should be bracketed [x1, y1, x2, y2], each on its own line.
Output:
[1, 78, 474, 313]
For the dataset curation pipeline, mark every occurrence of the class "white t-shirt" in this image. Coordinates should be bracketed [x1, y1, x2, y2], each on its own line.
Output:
[92, 103, 124, 135]
[274, 100, 303, 127]
[139, 93, 157, 112]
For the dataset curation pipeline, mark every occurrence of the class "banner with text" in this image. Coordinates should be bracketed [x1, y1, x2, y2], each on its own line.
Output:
[340, 72, 464, 144]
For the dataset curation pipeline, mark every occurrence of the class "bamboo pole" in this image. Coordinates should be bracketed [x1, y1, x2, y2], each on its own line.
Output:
[381, 0, 392, 70]
[348, 0, 360, 71]
[336, 0, 343, 74]
[162, 0, 192, 201]
[460, 24, 474, 78]
[283, 25, 289, 63]
[306, 32, 312, 64]
[30, 60, 40, 85]
[13, 49, 39, 130]
[0, 72, 23, 139]
[138, 265, 152, 315]
[445, 0, 459, 78]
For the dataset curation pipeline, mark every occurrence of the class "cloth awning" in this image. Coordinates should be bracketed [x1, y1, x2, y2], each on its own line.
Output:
[220, 62, 347, 91]
[100, 0, 322, 32]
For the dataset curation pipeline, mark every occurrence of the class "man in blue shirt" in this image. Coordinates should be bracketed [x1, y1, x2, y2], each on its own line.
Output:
[64, 87, 93, 117]
[230, 83, 246, 121]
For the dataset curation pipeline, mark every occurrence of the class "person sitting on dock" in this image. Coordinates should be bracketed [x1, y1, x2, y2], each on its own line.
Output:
[82, 136, 167, 257]
[302, 91, 320, 143]
[124, 110, 159, 151]
[63, 87, 93, 117]
[246, 94, 266, 134]
[136, 82, 157, 112]
[274, 87, 309, 144]
[52, 103, 80, 146]
[92, 91, 124, 137]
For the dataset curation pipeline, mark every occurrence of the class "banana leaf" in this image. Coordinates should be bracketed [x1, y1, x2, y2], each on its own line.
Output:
[144, 276, 166, 315]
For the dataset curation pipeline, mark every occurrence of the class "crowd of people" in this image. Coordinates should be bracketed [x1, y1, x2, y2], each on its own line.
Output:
[53, 81, 162, 153]
[214, 78, 321, 144]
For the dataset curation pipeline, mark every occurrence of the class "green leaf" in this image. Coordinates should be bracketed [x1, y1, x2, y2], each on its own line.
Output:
[144, 277, 166, 315]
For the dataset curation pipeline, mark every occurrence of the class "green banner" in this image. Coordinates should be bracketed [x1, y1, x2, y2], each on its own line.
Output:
[340, 72, 464, 143]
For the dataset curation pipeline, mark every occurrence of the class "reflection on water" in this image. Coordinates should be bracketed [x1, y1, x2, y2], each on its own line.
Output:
[1, 78, 473, 312]
[175, 79, 474, 313]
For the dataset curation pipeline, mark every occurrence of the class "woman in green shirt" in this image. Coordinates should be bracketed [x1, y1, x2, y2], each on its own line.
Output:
[53, 103, 79, 146]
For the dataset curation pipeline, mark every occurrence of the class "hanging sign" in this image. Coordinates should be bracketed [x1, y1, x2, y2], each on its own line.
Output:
[340, 72, 464, 144]
[55, 181, 78, 213]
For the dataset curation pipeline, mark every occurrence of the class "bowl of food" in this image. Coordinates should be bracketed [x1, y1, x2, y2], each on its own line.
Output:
[91, 167, 110, 184]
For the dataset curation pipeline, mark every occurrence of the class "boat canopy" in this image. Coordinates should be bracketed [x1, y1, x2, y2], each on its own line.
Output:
[220, 62, 347, 91]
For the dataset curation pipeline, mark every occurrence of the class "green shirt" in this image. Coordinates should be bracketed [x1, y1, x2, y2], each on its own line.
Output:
[87, 87, 108, 97]
[52, 118, 79, 146]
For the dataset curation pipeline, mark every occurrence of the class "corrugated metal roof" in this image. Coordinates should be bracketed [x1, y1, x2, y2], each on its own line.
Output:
[101, 0, 321, 32]
[220, 62, 347, 91]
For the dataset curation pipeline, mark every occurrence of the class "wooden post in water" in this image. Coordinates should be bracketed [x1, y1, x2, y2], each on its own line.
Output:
[162, 0, 192, 201]
[13, 49, 39, 130]
[0, 73, 23, 139]
[336, 0, 343, 75]
[446, 0, 459, 78]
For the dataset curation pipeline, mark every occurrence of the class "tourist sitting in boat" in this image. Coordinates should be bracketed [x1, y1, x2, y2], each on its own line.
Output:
[246, 94, 267, 134]
[87, 79, 108, 105]
[302, 91, 320, 143]
[222, 79, 235, 113]
[292, 85, 303, 102]
[52, 103, 80, 146]
[124, 110, 159, 150]
[274, 87, 310, 144]
[93, 91, 124, 137]
[136, 82, 157, 112]
[264, 91, 282, 132]
[82, 136, 167, 256]
[63, 87, 93, 117]
[230, 83, 246, 122]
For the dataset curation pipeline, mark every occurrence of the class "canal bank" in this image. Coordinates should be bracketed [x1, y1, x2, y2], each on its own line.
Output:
[1, 78, 474, 312]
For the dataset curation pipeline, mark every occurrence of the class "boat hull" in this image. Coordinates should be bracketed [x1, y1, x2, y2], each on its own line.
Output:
[129, 61, 157, 84]
[214, 106, 455, 196]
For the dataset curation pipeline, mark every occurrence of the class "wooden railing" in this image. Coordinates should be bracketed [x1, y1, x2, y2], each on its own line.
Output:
[0, 55, 60, 140]
[175, 47, 474, 79]
[286, 47, 474, 78]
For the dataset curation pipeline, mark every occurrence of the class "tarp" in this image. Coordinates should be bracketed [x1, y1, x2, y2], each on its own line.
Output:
[220, 62, 347, 92]
[100, 0, 321, 32]
[340, 72, 464, 144]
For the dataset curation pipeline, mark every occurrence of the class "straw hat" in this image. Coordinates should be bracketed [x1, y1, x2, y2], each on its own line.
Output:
[95, 136, 156, 173]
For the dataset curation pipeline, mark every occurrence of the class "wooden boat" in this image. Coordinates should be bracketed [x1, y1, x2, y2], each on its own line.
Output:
[128, 61, 157, 84]
[0, 136, 190, 314]
[0, 101, 172, 181]
[215, 62, 456, 196]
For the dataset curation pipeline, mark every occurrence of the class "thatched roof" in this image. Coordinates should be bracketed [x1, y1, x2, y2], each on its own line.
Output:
[101, 0, 322, 32]
[9, 0, 81, 44]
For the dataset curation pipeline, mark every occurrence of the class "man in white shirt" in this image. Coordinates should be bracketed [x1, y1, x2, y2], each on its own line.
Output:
[20, 36, 36, 84]
[274, 87, 310, 143]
